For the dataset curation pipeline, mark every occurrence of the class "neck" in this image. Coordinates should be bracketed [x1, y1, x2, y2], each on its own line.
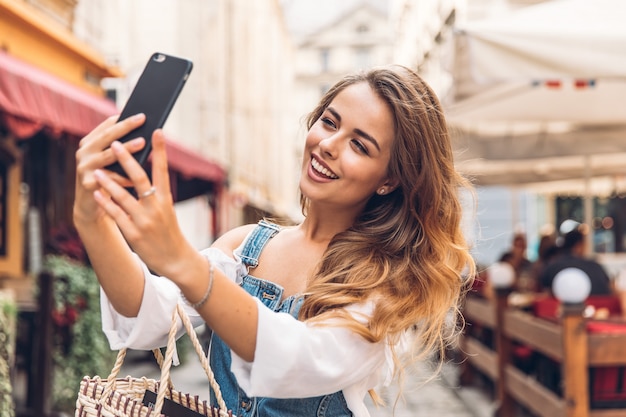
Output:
[299, 205, 359, 243]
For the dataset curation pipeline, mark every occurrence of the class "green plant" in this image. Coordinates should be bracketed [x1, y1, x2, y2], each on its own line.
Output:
[43, 254, 117, 413]
[0, 291, 16, 417]
[42, 254, 193, 413]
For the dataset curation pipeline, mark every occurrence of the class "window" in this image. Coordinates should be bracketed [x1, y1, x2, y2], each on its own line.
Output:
[555, 195, 626, 253]
[354, 47, 371, 70]
[356, 24, 369, 33]
[105, 88, 117, 103]
[320, 48, 330, 72]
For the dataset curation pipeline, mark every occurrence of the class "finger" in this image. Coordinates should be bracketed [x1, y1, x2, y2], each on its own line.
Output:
[77, 113, 148, 177]
[107, 113, 146, 140]
[98, 113, 146, 150]
[151, 130, 171, 197]
[109, 141, 153, 195]
[106, 170, 136, 188]
[77, 137, 145, 191]
[100, 137, 146, 170]
[78, 115, 119, 148]
[93, 189, 140, 240]
[75, 116, 121, 167]
[80, 113, 145, 151]
[93, 168, 142, 219]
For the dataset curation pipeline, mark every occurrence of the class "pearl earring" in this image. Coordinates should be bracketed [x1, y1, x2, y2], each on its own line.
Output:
[378, 188, 385, 195]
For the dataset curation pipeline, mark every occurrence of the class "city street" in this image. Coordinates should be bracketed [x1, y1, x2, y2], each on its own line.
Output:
[119, 348, 495, 417]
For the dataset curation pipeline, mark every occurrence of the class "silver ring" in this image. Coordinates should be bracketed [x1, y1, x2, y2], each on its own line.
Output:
[139, 186, 157, 199]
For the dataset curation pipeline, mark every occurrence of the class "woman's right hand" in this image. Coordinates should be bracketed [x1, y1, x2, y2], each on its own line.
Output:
[73, 113, 147, 226]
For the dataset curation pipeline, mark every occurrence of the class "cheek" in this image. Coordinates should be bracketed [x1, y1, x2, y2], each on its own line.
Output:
[305, 124, 323, 147]
[302, 125, 327, 163]
[359, 163, 392, 191]
[346, 160, 387, 186]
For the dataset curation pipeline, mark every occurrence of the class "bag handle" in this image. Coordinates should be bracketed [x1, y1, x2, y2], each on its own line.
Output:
[102, 303, 229, 416]
[156, 303, 229, 415]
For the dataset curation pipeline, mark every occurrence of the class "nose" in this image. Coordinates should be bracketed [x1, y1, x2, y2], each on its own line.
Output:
[319, 133, 340, 159]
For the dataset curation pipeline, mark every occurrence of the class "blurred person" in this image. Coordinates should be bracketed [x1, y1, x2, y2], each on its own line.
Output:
[497, 232, 533, 292]
[528, 231, 559, 292]
[478, 252, 515, 300]
[539, 227, 611, 296]
[506, 233, 532, 274]
[72, 65, 476, 416]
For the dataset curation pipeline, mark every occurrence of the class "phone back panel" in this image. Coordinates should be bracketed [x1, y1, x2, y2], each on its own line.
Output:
[107, 52, 193, 175]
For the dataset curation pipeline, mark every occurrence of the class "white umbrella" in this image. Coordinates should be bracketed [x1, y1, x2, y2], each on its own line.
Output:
[453, 0, 626, 89]
[447, 0, 626, 189]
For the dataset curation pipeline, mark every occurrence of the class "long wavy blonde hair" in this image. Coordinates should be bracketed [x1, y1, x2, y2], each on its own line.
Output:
[299, 66, 475, 371]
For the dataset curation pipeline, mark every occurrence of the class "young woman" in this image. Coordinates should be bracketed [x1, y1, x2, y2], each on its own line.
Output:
[73, 65, 475, 417]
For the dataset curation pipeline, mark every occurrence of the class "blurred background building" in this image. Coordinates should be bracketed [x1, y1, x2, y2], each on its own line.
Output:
[2, 0, 626, 414]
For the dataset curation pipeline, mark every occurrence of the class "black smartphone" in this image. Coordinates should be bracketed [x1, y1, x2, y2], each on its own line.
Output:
[105, 52, 193, 176]
[141, 390, 206, 417]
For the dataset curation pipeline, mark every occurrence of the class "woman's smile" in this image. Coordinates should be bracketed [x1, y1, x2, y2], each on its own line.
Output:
[310, 156, 338, 180]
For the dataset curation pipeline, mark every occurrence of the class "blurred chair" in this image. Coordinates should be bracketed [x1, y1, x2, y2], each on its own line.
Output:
[532, 294, 622, 320]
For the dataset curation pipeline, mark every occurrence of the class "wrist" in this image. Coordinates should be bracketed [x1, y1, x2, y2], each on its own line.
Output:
[181, 259, 214, 309]
[175, 252, 214, 305]
[73, 208, 107, 231]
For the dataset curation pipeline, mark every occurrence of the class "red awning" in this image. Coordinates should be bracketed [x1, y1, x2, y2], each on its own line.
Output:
[162, 139, 225, 182]
[0, 50, 225, 185]
[0, 50, 117, 139]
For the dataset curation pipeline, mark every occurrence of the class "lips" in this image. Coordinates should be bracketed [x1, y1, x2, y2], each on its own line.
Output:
[311, 157, 338, 179]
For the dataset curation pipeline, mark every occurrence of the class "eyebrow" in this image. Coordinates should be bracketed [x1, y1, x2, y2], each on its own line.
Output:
[327, 107, 381, 152]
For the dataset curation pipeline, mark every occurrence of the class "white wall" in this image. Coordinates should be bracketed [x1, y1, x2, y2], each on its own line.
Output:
[74, 0, 297, 245]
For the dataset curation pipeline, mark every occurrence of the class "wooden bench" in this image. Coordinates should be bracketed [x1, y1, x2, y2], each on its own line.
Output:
[460, 291, 626, 417]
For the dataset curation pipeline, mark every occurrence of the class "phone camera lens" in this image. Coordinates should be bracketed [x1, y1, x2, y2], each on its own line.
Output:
[153, 54, 166, 63]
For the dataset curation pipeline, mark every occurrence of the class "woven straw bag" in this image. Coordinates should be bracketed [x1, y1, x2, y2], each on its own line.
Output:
[75, 303, 233, 417]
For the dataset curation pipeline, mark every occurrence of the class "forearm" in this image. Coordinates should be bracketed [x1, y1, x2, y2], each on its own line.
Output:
[75, 216, 145, 317]
[174, 252, 258, 361]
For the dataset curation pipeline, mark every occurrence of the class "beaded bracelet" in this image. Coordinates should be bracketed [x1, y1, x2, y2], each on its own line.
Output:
[182, 262, 215, 309]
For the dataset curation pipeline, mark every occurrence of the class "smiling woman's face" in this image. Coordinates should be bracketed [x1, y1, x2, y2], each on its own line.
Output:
[300, 82, 396, 211]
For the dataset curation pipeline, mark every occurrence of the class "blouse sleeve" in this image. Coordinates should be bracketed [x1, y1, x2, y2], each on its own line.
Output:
[230, 298, 393, 398]
[100, 248, 247, 351]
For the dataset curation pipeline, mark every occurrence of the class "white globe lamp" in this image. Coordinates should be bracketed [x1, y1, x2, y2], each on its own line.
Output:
[488, 262, 516, 289]
[552, 267, 591, 305]
[559, 219, 581, 235]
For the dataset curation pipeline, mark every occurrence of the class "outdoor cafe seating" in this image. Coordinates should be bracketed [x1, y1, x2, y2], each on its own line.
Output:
[459, 267, 626, 417]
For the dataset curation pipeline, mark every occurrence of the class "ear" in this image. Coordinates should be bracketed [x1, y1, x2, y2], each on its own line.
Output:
[376, 177, 400, 195]
[383, 178, 400, 192]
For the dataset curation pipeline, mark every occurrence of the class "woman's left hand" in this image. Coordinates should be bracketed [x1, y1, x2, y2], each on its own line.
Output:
[92, 129, 197, 279]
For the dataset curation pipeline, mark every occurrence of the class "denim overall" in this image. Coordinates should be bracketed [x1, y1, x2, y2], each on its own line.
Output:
[208, 220, 353, 417]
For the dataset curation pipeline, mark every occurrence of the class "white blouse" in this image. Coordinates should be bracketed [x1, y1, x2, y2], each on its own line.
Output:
[100, 245, 395, 417]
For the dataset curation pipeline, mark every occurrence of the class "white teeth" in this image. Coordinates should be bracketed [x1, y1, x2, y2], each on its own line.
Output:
[311, 158, 338, 179]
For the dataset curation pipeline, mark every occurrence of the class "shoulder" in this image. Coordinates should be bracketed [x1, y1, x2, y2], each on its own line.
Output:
[211, 224, 258, 257]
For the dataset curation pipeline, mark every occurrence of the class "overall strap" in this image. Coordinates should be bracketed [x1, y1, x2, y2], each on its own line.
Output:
[239, 220, 281, 268]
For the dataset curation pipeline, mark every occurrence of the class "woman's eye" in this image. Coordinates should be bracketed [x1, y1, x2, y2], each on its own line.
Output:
[321, 117, 336, 129]
[351, 140, 368, 155]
